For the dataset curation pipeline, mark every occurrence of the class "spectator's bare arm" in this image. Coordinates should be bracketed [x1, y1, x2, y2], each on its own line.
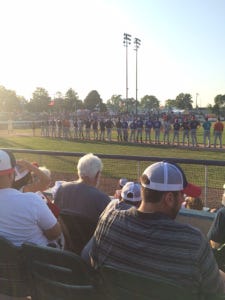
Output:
[43, 222, 61, 241]
[16, 160, 51, 192]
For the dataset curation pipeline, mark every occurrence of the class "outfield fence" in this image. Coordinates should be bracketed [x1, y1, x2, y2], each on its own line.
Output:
[4, 148, 225, 209]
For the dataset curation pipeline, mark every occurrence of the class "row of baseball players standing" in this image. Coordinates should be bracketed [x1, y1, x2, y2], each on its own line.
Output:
[40, 116, 224, 148]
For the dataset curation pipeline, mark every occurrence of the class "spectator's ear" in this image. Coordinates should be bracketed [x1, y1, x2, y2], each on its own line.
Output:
[95, 171, 101, 187]
[163, 192, 174, 208]
[95, 170, 99, 178]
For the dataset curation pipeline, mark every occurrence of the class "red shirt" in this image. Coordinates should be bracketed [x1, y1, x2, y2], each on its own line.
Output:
[214, 122, 224, 132]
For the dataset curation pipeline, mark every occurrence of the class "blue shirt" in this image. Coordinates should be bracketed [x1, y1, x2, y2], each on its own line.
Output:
[202, 121, 211, 131]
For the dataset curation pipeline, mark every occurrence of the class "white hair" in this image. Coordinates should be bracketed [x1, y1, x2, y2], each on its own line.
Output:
[39, 166, 51, 178]
[77, 153, 103, 179]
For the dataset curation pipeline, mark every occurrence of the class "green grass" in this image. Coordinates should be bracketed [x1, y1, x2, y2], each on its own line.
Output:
[1, 128, 224, 208]
[1, 129, 224, 200]
[0, 132, 224, 161]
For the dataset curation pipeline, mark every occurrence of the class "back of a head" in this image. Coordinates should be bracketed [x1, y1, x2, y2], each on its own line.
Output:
[77, 153, 103, 180]
[140, 161, 201, 203]
[185, 197, 203, 210]
[119, 178, 128, 188]
[121, 181, 141, 206]
[39, 166, 51, 178]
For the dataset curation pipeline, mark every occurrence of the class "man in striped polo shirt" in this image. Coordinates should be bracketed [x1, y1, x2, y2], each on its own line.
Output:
[91, 161, 225, 296]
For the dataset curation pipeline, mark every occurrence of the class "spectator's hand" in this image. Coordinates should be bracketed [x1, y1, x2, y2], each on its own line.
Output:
[15, 160, 33, 172]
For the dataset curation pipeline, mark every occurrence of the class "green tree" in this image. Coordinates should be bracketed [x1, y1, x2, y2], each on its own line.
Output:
[99, 102, 107, 112]
[64, 88, 83, 113]
[48, 91, 64, 112]
[1, 86, 23, 112]
[213, 94, 225, 116]
[214, 94, 225, 107]
[28, 87, 51, 112]
[0, 85, 21, 112]
[175, 93, 193, 110]
[127, 97, 136, 114]
[52, 91, 64, 113]
[140, 95, 159, 112]
[17, 96, 28, 112]
[106, 94, 123, 114]
[165, 99, 176, 109]
[84, 90, 103, 111]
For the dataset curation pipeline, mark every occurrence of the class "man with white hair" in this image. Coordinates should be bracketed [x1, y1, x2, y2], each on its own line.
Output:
[54, 153, 110, 224]
[90, 161, 225, 297]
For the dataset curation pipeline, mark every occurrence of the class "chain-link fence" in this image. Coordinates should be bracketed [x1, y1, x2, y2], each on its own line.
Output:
[5, 148, 225, 209]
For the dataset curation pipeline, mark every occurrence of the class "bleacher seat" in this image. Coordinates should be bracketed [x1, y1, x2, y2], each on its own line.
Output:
[22, 242, 102, 300]
[100, 265, 200, 300]
[59, 210, 97, 255]
[0, 235, 29, 298]
[100, 265, 225, 300]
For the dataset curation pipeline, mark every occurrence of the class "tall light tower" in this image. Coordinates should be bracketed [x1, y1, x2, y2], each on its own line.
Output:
[134, 37, 141, 117]
[123, 33, 131, 111]
[195, 93, 199, 109]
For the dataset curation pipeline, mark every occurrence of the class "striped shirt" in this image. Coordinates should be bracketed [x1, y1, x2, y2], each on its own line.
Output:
[91, 204, 224, 295]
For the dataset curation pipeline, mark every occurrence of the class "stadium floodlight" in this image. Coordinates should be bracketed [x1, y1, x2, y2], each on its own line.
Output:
[123, 33, 132, 110]
[134, 38, 141, 117]
[196, 93, 199, 109]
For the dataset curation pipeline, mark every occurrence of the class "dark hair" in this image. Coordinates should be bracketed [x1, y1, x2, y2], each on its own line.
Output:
[124, 199, 141, 207]
[12, 172, 32, 190]
[186, 197, 203, 210]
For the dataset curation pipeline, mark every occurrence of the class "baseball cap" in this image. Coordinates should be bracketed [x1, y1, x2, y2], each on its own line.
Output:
[14, 165, 30, 182]
[121, 182, 141, 202]
[119, 178, 128, 187]
[141, 161, 201, 197]
[0, 150, 16, 175]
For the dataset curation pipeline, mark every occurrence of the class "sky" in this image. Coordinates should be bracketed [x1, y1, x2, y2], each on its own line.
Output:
[0, 0, 224, 107]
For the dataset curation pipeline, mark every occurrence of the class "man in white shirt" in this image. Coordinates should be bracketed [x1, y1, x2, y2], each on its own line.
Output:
[0, 149, 61, 246]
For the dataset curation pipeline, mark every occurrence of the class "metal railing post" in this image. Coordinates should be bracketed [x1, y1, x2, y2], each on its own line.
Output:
[204, 165, 208, 207]
[137, 161, 140, 181]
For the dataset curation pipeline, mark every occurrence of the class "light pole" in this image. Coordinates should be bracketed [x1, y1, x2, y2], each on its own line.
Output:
[195, 93, 199, 109]
[123, 33, 131, 110]
[134, 37, 141, 117]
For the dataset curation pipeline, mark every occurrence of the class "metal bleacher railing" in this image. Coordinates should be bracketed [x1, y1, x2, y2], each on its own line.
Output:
[6, 148, 225, 209]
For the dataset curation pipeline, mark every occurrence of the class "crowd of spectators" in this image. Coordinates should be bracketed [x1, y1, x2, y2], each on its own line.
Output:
[0, 149, 225, 298]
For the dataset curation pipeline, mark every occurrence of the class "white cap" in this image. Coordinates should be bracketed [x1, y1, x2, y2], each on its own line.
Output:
[0, 150, 15, 175]
[121, 182, 141, 202]
[142, 161, 201, 197]
[14, 166, 30, 182]
[119, 178, 128, 187]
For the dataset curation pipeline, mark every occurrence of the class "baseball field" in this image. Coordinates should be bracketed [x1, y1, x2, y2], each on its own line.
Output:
[1, 128, 224, 209]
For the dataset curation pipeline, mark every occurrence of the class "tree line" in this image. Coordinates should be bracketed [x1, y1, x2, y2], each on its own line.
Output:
[0, 85, 224, 116]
